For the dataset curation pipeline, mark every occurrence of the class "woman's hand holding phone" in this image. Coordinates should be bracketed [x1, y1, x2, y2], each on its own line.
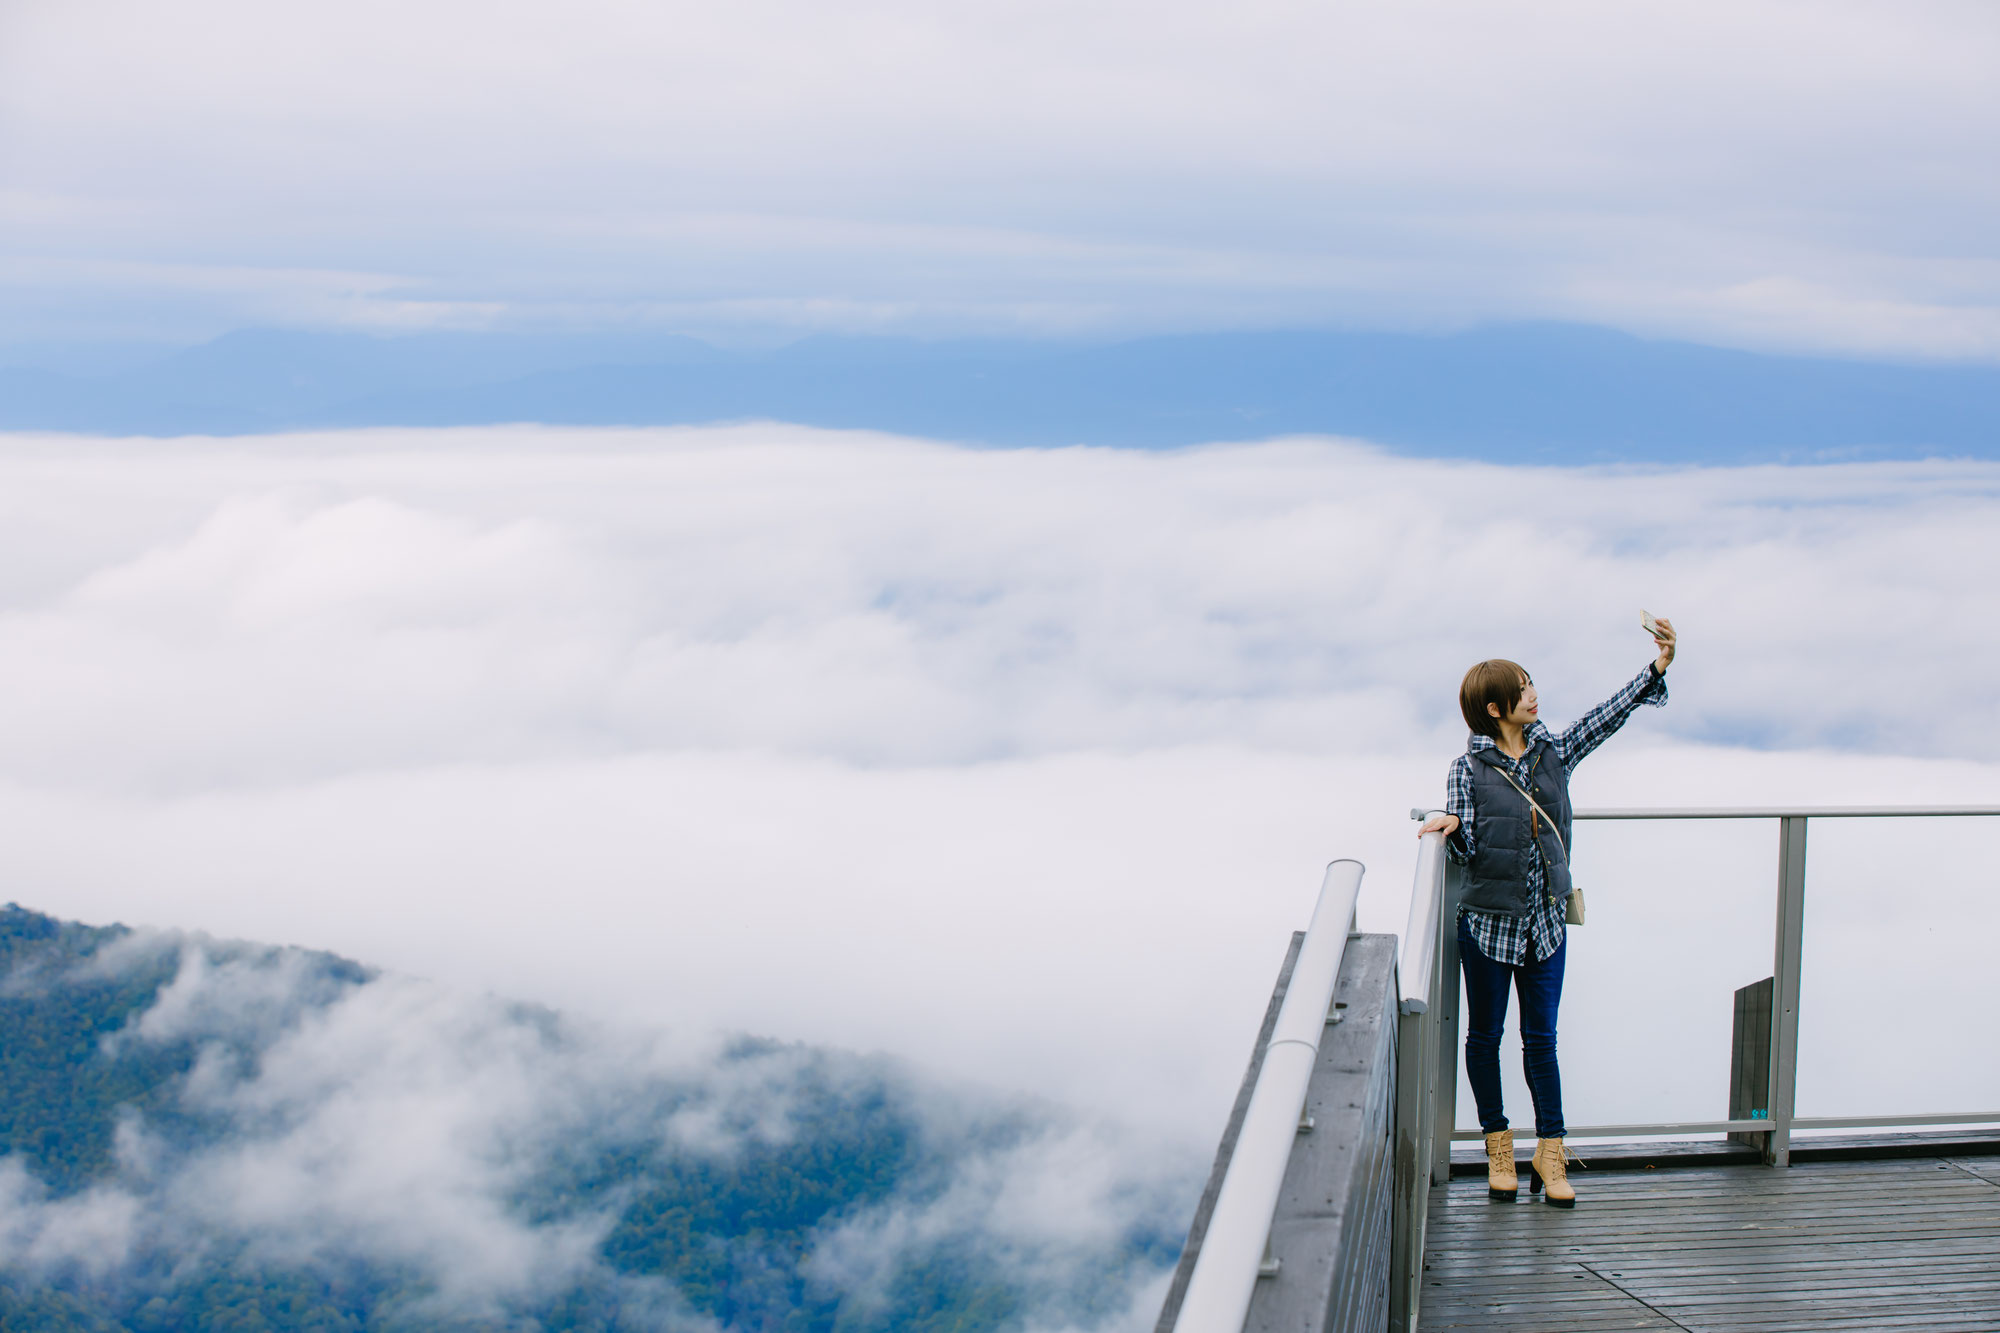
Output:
[1642, 609, 1677, 672]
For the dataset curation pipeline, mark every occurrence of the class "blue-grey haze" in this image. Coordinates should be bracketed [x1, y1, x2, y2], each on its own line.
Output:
[5, 324, 1997, 464]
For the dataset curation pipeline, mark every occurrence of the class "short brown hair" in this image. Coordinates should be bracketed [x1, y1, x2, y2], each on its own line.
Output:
[1460, 660, 1530, 738]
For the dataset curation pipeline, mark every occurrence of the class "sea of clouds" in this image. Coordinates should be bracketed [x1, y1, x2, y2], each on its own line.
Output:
[0, 929, 1184, 1328]
[2, 423, 1997, 1165]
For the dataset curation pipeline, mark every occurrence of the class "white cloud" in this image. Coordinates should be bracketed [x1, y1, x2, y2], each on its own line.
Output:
[0, 424, 1995, 1152]
[1, 1, 1997, 352]
[807, 1118, 1180, 1316]
[1, 427, 1998, 784]
[0, 1159, 142, 1277]
[171, 973, 624, 1307]
[125, 943, 344, 1049]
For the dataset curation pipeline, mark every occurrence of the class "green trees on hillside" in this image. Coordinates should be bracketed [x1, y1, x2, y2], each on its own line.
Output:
[0, 907, 1177, 1333]
[0, 906, 366, 1195]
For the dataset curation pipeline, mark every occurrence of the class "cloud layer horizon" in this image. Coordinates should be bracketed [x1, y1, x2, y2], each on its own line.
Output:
[2, 424, 1996, 1149]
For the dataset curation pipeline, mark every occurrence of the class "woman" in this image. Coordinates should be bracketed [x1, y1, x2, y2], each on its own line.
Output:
[1417, 619, 1676, 1207]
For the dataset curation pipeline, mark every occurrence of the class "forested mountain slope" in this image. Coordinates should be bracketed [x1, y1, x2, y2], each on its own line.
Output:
[0, 907, 1185, 1333]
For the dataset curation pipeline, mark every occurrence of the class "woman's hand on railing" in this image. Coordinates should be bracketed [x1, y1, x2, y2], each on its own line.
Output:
[1418, 813, 1460, 838]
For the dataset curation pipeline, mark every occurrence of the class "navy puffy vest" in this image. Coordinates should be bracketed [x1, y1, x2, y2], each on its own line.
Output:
[1461, 739, 1573, 916]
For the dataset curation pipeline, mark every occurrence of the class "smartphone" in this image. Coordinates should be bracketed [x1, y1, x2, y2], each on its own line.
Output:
[1641, 609, 1667, 640]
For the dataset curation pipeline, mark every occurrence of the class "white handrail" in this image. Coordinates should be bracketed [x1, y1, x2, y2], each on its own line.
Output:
[1398, 801, 2000, 1169]
[1398, 829, 1446, 1015]
[1575, 805, 2000, 820]
[1174, 859, 1365, 1333]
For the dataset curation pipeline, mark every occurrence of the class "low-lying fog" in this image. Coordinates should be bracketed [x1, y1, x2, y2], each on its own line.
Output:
[3, 424, 1996, 1148]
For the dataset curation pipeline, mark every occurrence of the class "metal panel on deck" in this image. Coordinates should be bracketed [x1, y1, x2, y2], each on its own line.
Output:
[1729, 976, 1773, 1150]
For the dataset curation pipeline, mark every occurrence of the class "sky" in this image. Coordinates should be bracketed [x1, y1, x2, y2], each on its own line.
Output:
[3, 426, 1998, 1152]
[3, 0, 2000, 358]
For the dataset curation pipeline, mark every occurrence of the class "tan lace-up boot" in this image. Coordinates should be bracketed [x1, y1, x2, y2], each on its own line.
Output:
[1529, 1137, 1577, 1207]
[1484, 1129, 1518, 1200]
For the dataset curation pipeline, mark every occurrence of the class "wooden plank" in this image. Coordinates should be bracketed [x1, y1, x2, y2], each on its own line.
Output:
[1440, 1189, 2000, 1214]
[1432, 1216, 2000, 1243]
[1448, 1128, 2000, 1176]
[1486, 1256, 2000, 1283]
[1430, 1214, 2000, 1242]
[1449, 1138, 1762, 1175]
[1428, 1287, 2000, 1329]
[1432, 1176, 2000, 1208]
[1629, 1278, 2000, 1303]
[1444, 1265, 2000, 1294]
[1648, 1308, 2000, 1330]
[1431, 1236, 2000, 1267]
[1590, 1162, 1990, 1187]
[1951, 1157, 2000, 1188]
[1426, 1220, 2000, 1246]
[1416, 1304, 1680, 1320]
[1442, 1214, 2000, 1241]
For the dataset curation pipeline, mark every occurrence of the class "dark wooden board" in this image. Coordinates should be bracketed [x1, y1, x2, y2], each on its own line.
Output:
[1448, 1128, 2000, 1177]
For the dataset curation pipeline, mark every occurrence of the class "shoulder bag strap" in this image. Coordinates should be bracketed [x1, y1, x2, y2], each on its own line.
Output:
[1493, 765, 1568, 865]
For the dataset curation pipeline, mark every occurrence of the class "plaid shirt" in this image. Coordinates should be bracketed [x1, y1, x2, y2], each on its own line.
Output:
[1444, 664, 1668, 965]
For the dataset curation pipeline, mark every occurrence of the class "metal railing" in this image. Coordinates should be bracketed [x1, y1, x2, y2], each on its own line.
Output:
[1173, 859, 1366, 1333]
[1165, 803, 2000, 1333]
[1387, 803, 2000, 1332]
[1389, 826, 1459, 1331]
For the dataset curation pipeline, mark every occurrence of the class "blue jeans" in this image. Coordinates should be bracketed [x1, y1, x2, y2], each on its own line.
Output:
[1458, 917, 1566, 1140]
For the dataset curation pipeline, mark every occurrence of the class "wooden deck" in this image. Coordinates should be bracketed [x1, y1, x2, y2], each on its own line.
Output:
[1417, 1154, 2000, 1331]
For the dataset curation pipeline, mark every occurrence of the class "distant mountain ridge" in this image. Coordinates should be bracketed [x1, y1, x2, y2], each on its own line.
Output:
[5, 324, 1997, 463]
[0, 905, 1182, 1333]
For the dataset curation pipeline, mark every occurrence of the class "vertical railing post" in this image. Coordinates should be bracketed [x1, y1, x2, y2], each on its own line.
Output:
[1391, 826, 1449, 1333]
[1390, 1003, 1424, 1331]
[1432, 861, 1461, 1186]
[1766, 815, 1809, 1167]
